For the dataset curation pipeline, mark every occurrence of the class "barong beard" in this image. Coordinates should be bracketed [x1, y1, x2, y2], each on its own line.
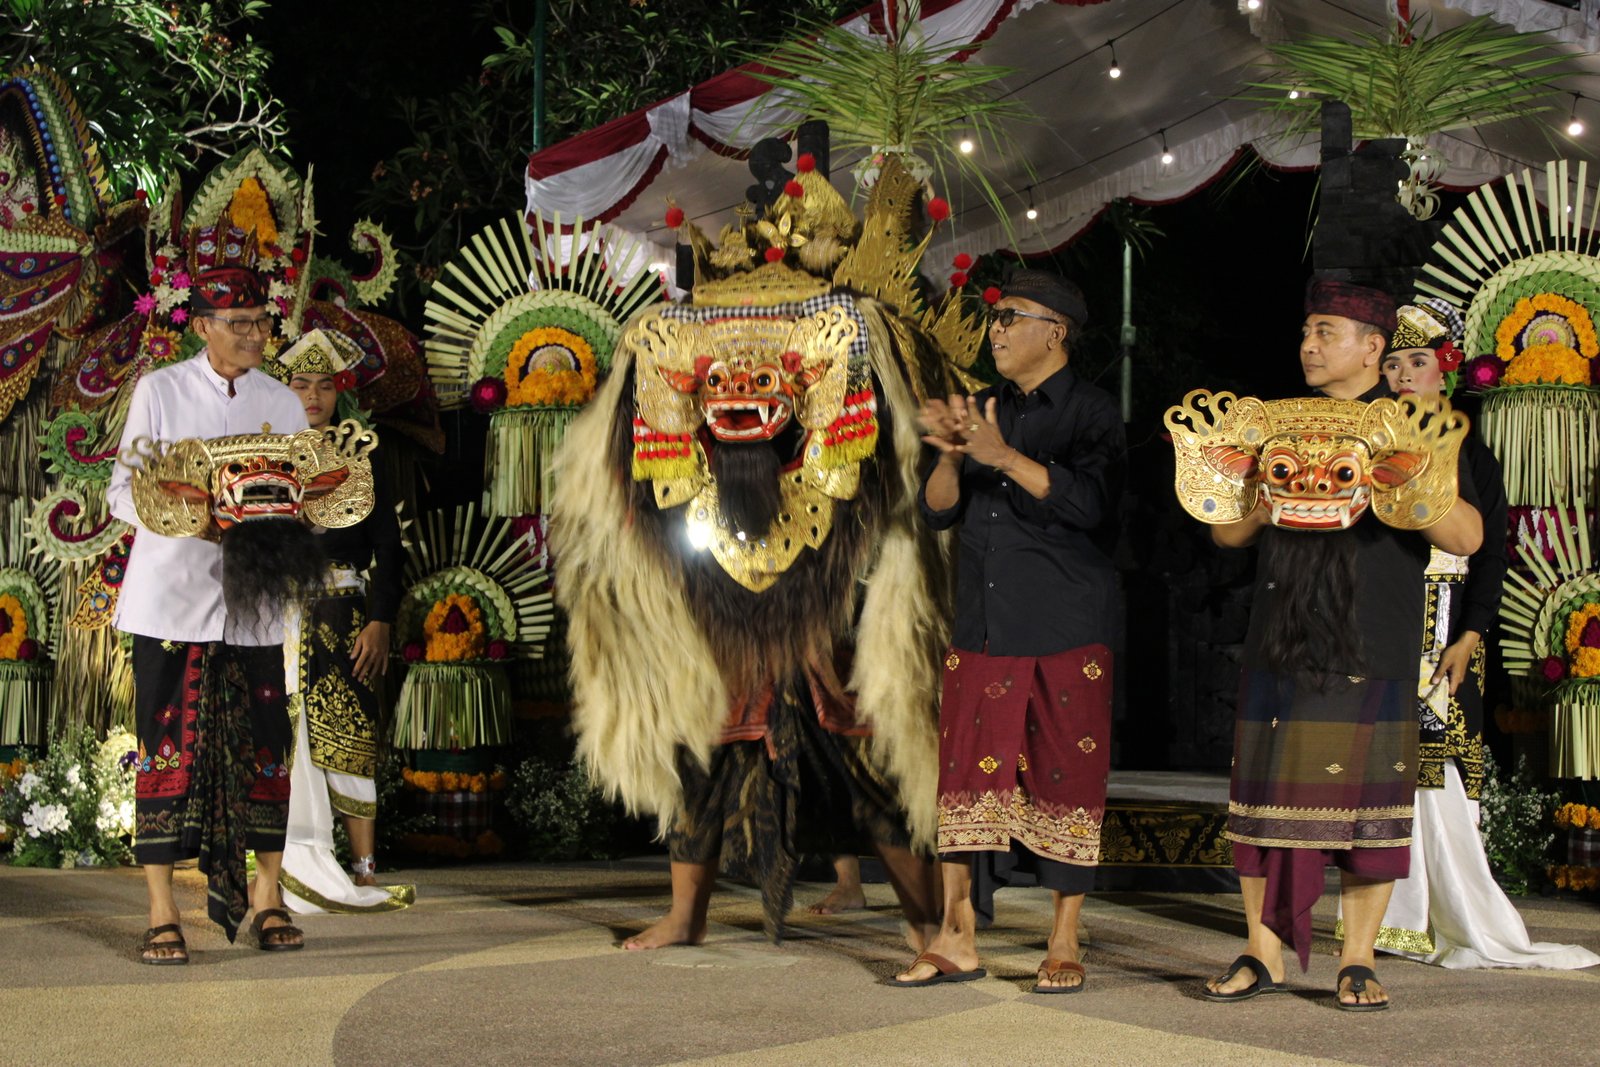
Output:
[1256, 526, 1363, 686]
[220, 517, 326, 636]
[614, 367, 888, 699]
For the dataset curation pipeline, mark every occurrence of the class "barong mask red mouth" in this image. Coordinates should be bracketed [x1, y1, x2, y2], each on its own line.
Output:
[659, 350, 821, 443]
[210, 457, 306, 527]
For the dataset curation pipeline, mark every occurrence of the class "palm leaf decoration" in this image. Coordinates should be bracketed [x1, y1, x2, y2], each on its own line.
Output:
[1250, 15, 1567, 141]
[745, 0, 1031, 225]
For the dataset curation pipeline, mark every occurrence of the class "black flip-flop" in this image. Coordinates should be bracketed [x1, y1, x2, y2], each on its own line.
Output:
[1201, 953, 1284, 1001]
[889, 951, 987, 987]
[1335, 964, 1389, 1012]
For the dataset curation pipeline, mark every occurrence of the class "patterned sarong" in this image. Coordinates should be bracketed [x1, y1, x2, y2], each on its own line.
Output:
[935, 644, 1112, 917]
[289, 567, 379, 809]
[1416, 548, 1485, 797]
[132, 636, 291, 940]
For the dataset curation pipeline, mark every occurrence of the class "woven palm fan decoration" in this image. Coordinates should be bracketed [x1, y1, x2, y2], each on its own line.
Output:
[391, 504, 553, 749]
[0, 498, 60, 744]
[422, 215, 661, 516]
[1414, 160, 1600, 511]
[1500, 501, 1600, 777]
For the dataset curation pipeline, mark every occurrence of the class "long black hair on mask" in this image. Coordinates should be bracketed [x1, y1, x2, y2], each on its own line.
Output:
[709, 440, 784, 537]
[1255, 526, 1363, 683]
[220, 518, 326, 636]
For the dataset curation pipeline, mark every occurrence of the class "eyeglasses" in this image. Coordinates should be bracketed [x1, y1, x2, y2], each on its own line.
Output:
[202, 314, 275, 337]
[990, 307, 1064, 330]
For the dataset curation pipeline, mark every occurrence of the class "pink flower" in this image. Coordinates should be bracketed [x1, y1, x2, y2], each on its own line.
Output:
[470, 376, 507, 414]
[170, 271, 191, 289]
[133, 293, 156, 315]
[1463, 354, 1503, 391]
[170, 308, 188, 325]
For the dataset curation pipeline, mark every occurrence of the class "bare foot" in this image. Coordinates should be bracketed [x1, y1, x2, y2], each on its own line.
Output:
[894, 934, 979, 983]
[622, 912, 706, 951]
[805, 884, 867, 915]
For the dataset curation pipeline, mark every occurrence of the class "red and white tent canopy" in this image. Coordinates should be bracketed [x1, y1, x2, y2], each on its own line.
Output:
[525, 0, 1600, 281]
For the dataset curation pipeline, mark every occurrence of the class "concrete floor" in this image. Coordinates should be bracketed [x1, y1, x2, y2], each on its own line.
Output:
[3, 857, 1598, 1066]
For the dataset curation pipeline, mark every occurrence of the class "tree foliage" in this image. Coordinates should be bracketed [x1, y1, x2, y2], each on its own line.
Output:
[2, 0, 288, 197]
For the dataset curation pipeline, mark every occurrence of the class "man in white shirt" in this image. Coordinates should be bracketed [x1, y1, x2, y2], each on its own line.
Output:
[107, 267, 310, 963]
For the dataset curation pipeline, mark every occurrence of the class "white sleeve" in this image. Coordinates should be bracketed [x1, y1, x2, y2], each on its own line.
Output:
[106, 373, 157, 528]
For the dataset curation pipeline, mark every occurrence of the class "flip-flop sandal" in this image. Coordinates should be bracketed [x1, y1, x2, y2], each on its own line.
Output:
[889, 951, 987, 987]
[1201, 954, 1284, 1002]
[1335, 964, 1389, 1012]
[250, 907, 305, 952]
[140, 923, 189, 966]
[1032, 958, 1085, 994]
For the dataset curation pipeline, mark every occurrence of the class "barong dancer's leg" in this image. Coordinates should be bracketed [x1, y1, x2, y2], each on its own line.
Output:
[806, 854, 867, 915]
[871, 841, 940, 952]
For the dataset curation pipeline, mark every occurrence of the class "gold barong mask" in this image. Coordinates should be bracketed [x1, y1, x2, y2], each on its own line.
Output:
[124, 419, 378, 535]
[1165, 391, 1467, 531]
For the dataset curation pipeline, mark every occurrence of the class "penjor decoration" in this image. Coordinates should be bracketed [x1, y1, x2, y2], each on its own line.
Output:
[423, 215, 661, 516]
[391, 505, 553, 749]
[1165, 389, 1468, 531]
[0, 498, 60, 745]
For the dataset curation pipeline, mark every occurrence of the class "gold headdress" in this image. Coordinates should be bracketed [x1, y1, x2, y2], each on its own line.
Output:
[272, 327, 361, 381]
[1165, 390, 1468, 531]
[123, 419, 377, 535]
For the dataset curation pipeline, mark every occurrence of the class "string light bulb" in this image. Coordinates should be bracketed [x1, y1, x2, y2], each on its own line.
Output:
[1159, 129, 1173, 166]
[1024, 186, 1038, 221]
[1288, 89, 1300, 100]
[1246, 0, 1261, 10]
[1107, 40, 1121, 80]
[958, 137, 975, 155]
[1568, 93, 1585, 137]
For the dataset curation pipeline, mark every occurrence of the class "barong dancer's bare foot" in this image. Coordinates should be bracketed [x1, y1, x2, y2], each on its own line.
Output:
[805, 855, 866, 915]
[624, 858, 715, 951]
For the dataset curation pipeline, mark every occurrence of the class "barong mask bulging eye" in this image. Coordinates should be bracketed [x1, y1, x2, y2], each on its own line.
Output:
[1165, 391, 1468, 532]
[122, 419, 379, 537]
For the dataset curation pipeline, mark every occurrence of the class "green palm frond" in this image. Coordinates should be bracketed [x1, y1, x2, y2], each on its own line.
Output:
[745, 2, 1032, 220]
[1248, 15, 1569, 141]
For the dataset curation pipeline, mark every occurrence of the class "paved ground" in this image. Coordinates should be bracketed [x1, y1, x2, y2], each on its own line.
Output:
[3, 857, 1598, 1066]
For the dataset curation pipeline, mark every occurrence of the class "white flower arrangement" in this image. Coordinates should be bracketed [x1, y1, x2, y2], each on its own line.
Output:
[0, 726, 137, 868]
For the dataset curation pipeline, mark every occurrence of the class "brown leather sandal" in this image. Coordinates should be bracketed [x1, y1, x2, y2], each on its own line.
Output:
[1032, 958, 1085, 994]
[140, 923, 189, 965]
[249, 907, 305, 952]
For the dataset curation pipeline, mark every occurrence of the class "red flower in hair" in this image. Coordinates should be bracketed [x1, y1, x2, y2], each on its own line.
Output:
[926, 197, 951, 222]
[950, 272, 969, 288]
[764, 247, 785, 263]
[982, 286, 1002, 305]
[333, 370, 358, 392]
[796, 153, 816, 173]
[784, 179, 805, 199]
[1435, 340, 1463, 372]
[664, 205, 685, 228]
[953, 253, 973, 270]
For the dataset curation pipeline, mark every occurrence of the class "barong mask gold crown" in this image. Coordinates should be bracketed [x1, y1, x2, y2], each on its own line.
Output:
[123, 419, 377, 535]
[1165, 390, 1467, 531]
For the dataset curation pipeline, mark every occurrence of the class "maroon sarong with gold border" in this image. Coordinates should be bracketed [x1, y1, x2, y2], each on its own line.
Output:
[936, 643, 1112, 868]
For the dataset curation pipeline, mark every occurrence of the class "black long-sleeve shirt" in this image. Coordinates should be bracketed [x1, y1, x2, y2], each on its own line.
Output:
[919, 364, 1126, 656]
[316, 462, 404, 624]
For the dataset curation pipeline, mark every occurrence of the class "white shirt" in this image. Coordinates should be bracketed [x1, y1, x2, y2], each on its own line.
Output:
[106, 354, 309, 645]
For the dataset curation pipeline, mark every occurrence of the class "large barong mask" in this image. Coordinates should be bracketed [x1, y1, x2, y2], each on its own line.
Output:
[124, 419, 377, 536]
[1165, 390, 1467, 531]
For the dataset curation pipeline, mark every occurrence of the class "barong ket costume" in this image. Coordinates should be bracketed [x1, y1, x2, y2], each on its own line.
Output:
[1167, 279, 1478, 969]
[921, 269, 1126, 922]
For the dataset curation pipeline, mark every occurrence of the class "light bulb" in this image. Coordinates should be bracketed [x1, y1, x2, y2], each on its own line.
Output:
[1161, 150, 1174, 165]
[1108, 63, 1121, 79]
[1246, 0, 1261, 9]
[1570, 118, 1585, 137]
[1025, 206, 1039, 220]
[958, 138, 975, 154]
[1288, 89, 1300, 100]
